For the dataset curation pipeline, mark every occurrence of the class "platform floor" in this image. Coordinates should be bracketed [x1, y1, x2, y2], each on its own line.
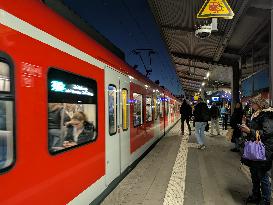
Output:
[101, 122, 254, 205]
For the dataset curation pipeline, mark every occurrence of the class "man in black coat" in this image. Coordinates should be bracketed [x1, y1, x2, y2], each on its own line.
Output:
[193, 98, 210, 149]
[180, 99, 192, 135]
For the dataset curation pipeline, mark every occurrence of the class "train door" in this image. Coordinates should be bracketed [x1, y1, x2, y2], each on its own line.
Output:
[153, 94, 160, 138]
[105, 66, 130, 185]
[119, 77, 130, 173]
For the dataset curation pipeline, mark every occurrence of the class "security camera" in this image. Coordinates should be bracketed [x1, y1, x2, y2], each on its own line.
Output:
[195, 25, 212, 39]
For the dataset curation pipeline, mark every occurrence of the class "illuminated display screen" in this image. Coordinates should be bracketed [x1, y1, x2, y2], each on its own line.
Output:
[50, 80, 94, 97]
[48, 69, 97, 104]
[212, 97, 219, 102]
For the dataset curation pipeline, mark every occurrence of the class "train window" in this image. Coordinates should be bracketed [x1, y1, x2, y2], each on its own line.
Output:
[108, 85, 117, 135]
[0, 59, 14, 172]
[146, 96, 152, 122]
[160, 99, 163, 118]
[48, 68, 97, 153]
[0, 62, 10, 92]
[0, 101, 14, 170]
[133, 93, 143, 127]
[121, 89, 129, 131]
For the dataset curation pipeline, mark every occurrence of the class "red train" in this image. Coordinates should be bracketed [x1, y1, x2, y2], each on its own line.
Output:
[0, 1, 181, 204]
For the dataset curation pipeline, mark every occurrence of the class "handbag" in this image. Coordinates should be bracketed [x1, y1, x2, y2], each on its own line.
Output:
[225, 128, 234, 141]
[242, 130, 266, 161]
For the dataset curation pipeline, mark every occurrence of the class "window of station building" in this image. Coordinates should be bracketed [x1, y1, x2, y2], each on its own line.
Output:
[0, 60, 14, 172]
[133, 93, 143, 127]
[108, 85, 117, 135]
[48, 68, 97, 154]
[121, 89, 129, 131]
[146, 96, 152, 122]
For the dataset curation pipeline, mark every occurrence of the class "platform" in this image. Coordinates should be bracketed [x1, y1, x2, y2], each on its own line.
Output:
[101, 122, 255, 205]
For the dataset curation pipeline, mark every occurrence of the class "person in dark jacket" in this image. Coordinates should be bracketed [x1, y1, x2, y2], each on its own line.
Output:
[240, 96, 272, 205]
[193, 98, 210, 149]
[63, 111, 95, 148]
[180, 99, 192, 135]
[210, 102, 220, 136]
[229, 102, 243, 152]
[48, 103, 70, 148]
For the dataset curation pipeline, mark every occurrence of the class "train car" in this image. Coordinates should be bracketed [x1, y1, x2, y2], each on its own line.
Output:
[0, 1, 181, 204]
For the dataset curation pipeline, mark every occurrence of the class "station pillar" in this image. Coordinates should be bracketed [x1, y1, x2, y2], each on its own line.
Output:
[232, 60, 240, 111]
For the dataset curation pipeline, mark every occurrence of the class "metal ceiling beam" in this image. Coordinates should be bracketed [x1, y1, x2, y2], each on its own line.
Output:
[175, 62, 210, 71]
[182, 80, 201, 85]
[177, 71, 206, 78]
[171, 52, 234, 66]
[182, 82, 201, 86]
[180, 76, 203, 82]
[161, 25, 194, 33]
[161, 25, 224, 37]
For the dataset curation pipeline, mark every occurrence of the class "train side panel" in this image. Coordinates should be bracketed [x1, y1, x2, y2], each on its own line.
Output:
[0, 12, 106, 205]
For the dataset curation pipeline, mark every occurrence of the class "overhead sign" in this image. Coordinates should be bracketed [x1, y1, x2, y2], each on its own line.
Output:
[197, 0, 234, 19]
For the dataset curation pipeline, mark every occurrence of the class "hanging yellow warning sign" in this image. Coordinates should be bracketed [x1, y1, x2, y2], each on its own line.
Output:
[197, 0, 234, 19]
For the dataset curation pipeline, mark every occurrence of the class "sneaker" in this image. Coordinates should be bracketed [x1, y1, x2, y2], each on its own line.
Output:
[198, 145, 206, 149]
[200, 145, 206, 149]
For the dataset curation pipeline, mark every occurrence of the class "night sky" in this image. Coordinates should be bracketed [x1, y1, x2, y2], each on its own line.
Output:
[63, 0, 184, 96]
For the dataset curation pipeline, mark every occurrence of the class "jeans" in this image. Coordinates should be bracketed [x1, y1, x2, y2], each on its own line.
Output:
[250, 166, 271, 203]
[195, 122, 207, 145]
[210, 118, 220, 135]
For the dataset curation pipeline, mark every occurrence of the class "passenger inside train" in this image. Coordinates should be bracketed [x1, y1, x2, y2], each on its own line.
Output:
[48, 103, 71, 148]
[63, 112, 95, 148]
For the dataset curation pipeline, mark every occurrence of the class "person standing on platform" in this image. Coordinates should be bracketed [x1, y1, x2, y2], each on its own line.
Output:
[210, 102, 220, 136]
[221, 103, 228, 130]
[240, 96, 272, 205]
[193, 97, 210, 149]
[229, 102, 243, 152]
[180, 99, 192, 135]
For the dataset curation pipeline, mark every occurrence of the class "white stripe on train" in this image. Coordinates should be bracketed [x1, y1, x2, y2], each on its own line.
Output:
[0, 9, 105, 70]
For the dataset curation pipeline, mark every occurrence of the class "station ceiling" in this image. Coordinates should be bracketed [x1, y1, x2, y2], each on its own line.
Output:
[148, 0, 272, 95]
